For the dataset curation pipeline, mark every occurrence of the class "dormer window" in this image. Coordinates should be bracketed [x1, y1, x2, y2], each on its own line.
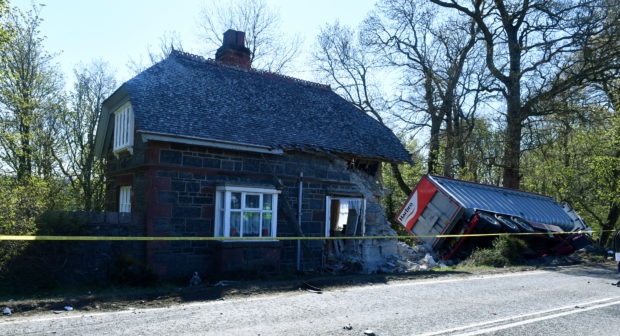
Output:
[113, 103, 134, 155]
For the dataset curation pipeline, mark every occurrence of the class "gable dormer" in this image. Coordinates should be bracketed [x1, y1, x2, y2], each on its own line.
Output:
[112, 102, 134, 156]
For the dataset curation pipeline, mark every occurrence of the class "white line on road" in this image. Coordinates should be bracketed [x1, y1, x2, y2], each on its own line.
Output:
[420, 296, 620, 336]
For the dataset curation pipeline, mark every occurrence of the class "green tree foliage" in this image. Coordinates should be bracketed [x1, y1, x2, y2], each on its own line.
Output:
[0, 1, 11, 50]
[0, 5, 72, 269]
[0, 5, 64, 183]
[382, 137, 425, 223]
[0, 176, 52, 269]
[521, 84, 619, 245]
[454, 118, 504, 185]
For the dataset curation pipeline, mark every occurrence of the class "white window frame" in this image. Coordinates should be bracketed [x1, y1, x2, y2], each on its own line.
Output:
[324, 196, 366, 237]
[113, 102, 134, 155]
[214, 186, 280, 239]
[119, 186, 132, 213]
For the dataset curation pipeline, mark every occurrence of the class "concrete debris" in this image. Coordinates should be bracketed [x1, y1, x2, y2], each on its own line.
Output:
[301, 282, 323, 294]
[423, 254, 437, 268]
[324, 240, 446, 274]
[214, 280, 238, 287]
[377, 242, 442, 273]
[2, 307, 11, 315]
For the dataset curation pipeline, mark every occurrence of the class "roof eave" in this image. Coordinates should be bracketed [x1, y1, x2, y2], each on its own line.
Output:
[139, 131, 284, 155]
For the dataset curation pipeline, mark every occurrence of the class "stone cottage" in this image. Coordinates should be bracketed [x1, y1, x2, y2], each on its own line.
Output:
[94, 30, 411, 278]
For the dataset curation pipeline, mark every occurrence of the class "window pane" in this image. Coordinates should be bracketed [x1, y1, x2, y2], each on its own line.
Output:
[243, 212, 260, 237]
[262, 212, 272, 237]
[230, 212, 241, 237]
[246, 194, 260, 208]
[119, 186, 131, 213]
[263, 194, 272, 210]
[231, 192, 241, 209]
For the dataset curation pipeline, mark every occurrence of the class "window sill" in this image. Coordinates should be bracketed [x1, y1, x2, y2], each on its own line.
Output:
[215, 240, 281, 248]
[113, 146, 133, 157]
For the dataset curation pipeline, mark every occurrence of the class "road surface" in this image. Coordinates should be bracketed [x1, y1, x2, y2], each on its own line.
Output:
[2, 265, 620, 335]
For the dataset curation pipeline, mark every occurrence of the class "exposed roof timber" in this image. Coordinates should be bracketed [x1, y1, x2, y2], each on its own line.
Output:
[139, 131, 284, 155]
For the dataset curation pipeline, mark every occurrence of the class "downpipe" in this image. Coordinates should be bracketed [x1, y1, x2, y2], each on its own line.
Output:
[297, 172, 303, 272]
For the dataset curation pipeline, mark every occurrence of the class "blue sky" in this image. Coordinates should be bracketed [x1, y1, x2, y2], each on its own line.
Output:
[14, 0, 377, 86]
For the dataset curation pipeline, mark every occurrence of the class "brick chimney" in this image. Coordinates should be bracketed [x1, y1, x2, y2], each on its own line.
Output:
[215, 29, 252, 69]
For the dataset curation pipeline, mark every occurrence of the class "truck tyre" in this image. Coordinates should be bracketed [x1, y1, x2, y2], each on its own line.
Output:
[510, 217, 535, 233]
[495, 215, 521, 233]
[476, 212, 502, 233]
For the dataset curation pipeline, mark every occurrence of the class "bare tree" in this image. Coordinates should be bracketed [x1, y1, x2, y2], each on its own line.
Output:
[127, 30, 184, 75]
[313, 22, 412, 195]
[55, 61, 116, 211]
[429, 0, 620, 188]
[362, 0, 482, 176]
[197, 0, 301, 73]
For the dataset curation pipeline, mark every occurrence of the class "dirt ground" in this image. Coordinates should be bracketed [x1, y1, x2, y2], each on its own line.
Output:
[2, 254, 616, 318]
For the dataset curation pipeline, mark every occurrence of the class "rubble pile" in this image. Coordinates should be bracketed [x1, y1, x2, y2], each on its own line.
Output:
[378, 242, 448, 273]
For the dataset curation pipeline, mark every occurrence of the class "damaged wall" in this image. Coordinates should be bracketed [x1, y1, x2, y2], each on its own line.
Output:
[333, 167, 399, 273]
[103, 139, 399, 278]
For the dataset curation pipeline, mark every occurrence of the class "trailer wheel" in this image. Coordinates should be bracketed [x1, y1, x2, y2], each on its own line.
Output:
[510, 217, 535, 233]
[495, 215, 521, 233]
[476, 212, 502, 233]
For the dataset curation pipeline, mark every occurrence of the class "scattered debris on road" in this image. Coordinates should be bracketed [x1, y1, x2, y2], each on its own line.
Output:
[396, 175, 591, 262]
[214, 280, 237, 287]
[301, 282, 323, 294]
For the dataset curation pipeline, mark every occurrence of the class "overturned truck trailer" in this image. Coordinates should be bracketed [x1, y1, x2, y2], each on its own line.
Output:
[395, 175, 590, 261]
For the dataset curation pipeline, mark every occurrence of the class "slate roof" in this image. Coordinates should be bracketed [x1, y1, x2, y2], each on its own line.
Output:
[117, 50, 410, 162]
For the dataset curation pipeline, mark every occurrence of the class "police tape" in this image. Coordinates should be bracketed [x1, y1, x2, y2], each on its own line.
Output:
[0, 230, 611, 241]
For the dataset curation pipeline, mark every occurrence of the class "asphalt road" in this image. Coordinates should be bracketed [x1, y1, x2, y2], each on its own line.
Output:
[2, 266, 620, 335]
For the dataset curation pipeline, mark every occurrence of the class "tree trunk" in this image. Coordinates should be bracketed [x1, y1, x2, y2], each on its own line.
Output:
[428, 114, 442, 175]
[600, 148, 620, 246]
[502, 26, 523, 189]
[443, 108, 454, 177]
[502, 101, 523, 189]
[390, 163, 412, 196]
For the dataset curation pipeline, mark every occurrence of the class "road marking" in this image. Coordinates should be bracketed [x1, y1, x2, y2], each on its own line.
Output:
[421, 296, 620, 336]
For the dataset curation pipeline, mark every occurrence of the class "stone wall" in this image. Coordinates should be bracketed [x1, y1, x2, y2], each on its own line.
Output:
[3, 212, 146, 288]
[103, 140, 397, 279]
